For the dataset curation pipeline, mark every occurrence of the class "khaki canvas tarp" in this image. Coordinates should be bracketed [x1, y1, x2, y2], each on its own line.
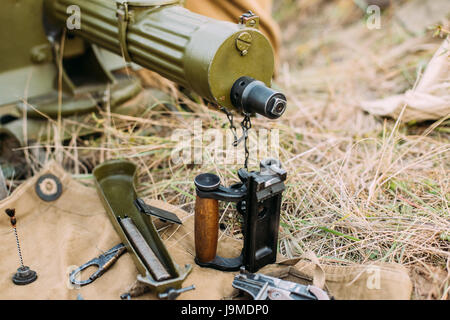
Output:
[0, 163, 412, 300]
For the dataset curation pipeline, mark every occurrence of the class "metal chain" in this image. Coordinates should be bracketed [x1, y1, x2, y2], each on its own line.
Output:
[220, 107, 240, 146]
[13, 227, 24, 268]
[220, 107, 252, 169]
[240, 112, 252, 169]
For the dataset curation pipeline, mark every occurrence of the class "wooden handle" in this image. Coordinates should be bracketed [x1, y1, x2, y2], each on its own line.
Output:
[194, 196, 219, 263]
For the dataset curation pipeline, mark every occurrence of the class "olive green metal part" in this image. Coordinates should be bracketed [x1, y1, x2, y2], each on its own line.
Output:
[0, 0, 276, 177]
[236, 32, 253, 56]
[0, 85, 168, 145]
[0, 0, 142, 117]
[16, 77, 141, 119]
[1, 0, 275, 137]
[93, 160, 192, 294]
[0, 1, 50, 73]
[0, 0, 56, 106]
[44, 0, 275, 110]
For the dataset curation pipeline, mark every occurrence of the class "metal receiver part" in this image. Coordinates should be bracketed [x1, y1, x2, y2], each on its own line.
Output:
[93, 160, 192, 297]
[232, 268, 331, 300]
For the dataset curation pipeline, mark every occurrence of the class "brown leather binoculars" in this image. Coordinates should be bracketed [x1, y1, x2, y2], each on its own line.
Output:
[194, 159, 287, 272]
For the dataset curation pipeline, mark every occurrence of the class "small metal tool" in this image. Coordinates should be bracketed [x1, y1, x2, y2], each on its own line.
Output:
[69, 243, 127, 286]
[4, 208, 38, 285]
[232, 268, 330, 300]
[158, 285, 196, 300]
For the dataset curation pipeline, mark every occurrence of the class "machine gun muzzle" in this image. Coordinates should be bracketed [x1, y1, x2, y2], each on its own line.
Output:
[231, 77, 287, 119]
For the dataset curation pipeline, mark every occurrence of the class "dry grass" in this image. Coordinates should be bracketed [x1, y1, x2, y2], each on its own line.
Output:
[272, 0, 449, 299]
[17, 0, 449, 299]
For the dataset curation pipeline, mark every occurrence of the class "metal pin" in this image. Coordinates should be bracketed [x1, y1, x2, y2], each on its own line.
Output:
[158, 285, 196, 300]
[4, 208, 37, 285]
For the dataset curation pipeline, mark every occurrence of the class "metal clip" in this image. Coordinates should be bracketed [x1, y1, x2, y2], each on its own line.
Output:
[69, 243, 127, 286]
[116, 1, 132, 62]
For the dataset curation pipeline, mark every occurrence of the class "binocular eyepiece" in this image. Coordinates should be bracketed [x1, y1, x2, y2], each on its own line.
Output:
[230, 77, 287, 119]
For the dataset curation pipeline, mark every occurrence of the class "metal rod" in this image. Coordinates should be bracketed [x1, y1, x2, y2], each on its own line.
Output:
[13, 227, 25, 268]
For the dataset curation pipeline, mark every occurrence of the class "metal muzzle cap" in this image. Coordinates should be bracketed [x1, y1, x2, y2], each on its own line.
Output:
[231, 76, 287, 119]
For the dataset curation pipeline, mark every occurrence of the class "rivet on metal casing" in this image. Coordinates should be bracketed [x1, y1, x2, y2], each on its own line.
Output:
[236, 32, 253, 56]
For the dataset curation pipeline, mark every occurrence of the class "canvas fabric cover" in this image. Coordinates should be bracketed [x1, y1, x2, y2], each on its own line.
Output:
[360, 36, 449, 122]
[0, 162, 412, 300]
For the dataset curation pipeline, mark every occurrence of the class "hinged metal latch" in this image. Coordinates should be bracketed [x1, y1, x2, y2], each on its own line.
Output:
[239, 11, 260, 29]
[236, 11, 260, 56]
[134, 198, 182, 225]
